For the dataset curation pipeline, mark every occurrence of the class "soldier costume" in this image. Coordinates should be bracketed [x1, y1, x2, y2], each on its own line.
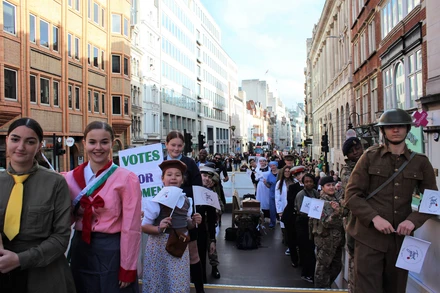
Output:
[311, 176, 346, 288]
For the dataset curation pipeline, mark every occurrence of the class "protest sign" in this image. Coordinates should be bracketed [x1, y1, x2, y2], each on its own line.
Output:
[419, 189, 440, 215]
[152, 186, 185, 212]
[193, 186, 221, 210]
[118, 144, 163, 209]
[396, 236, 431, 273]
[308, 198, 325, 219]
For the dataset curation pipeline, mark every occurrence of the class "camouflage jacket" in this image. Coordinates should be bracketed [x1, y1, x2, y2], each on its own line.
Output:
[339, 159, 357, 201]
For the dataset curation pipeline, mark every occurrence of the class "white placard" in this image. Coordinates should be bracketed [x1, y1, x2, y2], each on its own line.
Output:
[308, 198, 325, 219]
[118, 144, 163, 210]
[396, 236, 431, 273]
[193, 186, 221, 210]
[300, 196, 312, 214]
[419, 189, 440, 215]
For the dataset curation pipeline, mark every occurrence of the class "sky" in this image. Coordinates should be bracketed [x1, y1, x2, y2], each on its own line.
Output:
[200, 0, 326, 110]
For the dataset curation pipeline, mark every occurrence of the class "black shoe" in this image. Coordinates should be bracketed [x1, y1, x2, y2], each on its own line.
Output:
[301, 275, 314, 283]
[211, 266, 221, 279]
[291, 262, 298, 268]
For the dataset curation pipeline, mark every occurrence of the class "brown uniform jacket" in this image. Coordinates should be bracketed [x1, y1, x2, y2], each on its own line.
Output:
[344, 144, 437, 252]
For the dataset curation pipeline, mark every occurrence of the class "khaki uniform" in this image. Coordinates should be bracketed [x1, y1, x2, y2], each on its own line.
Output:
[345, 145, 437, 293]
[311, 191, 345, 288]
[340, 159, 357, 293]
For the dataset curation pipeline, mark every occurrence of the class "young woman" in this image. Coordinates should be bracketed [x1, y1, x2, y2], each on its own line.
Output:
[294, 173, 319, 283]
[275, 165, 293, 245]
[0, 118, 75, 293]
[64, 121, 142, 293]
[164, 131, 205, 293]
[142, 160, 202, 293]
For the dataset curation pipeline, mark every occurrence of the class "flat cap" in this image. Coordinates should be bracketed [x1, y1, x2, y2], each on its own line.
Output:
[159, 160, 187, 174]
[284, 154, 294, 161]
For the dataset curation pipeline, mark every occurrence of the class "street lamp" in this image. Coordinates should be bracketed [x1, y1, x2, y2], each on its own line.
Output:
[347, 112, 361, 130]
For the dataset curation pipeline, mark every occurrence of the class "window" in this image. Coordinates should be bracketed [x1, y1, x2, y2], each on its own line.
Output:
[40, 77, 50, 105]
[88, 44, 91, 64]
[360, 32, 366, 63]
[68, 34, 72, 57]
[68, 0, 72, 7]
[395, 61, 405, 109]
[112, 14, 121, 33]
[30, 75, 36, 103]
[101, 94, 105, 113]
[353, 41, 359, 69]
[88, 90, 91, 111]
[124, 96, 129, 115]
[93, 46, 98, 67]
[124, 57, 129, 75]
[355, 88, 361, 124]
[53, 26, 59, 51]
[383, 68, 393, 109]
[87, 0, 91, 18]
[112, 96, 121, 114]
[381, 0, 420, 39]
[74, 0, 80, 11]
[68, 85, 73, 109]
[94, 92, 99, 112]
[53, 81, 59, 106]
[4, 68, 17, 100]
[75, 87, 80, 110]
[101, 50, 105, 70]
[40, 20, 49, 48]
[123, 18, 129, 36]
[74, 37, 80, 60]
[112, 55, 121, 73]
[368, 20, 376, 55]
[29, 14, 36, 43]
[408, 49, 422, 108]
[3, 1, 16, 35]
[362, 83, 369, 124]
[370, 77, 378, 122]
[93, 2, 99, 23]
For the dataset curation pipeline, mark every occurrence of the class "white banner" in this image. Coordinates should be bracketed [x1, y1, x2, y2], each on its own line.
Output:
[192, 186, 221, 210]
[118, 144, 163, 210]
[419, 189, 440, 215]
[396, 236, 431, 273]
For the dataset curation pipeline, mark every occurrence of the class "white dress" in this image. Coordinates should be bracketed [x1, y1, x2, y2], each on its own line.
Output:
[255, 170, 270, 210]
[274, 180, 288, 228]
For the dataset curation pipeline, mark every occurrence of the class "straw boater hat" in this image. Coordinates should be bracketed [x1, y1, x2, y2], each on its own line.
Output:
[159, 160, 187, 174]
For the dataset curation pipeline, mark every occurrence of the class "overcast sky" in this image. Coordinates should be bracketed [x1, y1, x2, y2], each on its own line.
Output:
[200, 0, 326, 110]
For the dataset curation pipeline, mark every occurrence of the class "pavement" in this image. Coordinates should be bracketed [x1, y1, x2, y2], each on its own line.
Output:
[188, 212, 347, 293]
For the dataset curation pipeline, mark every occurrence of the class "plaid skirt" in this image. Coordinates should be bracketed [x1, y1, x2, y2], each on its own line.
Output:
[142, 233, 190, 293]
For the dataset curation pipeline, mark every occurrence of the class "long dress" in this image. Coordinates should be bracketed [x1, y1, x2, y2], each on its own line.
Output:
[255, 168, 270, 212]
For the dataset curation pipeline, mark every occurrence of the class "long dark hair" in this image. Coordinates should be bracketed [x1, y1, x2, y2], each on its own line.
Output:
[8, 118, 44, 142]
[84, 121, 115, 140]
[277, 165, 292, 193]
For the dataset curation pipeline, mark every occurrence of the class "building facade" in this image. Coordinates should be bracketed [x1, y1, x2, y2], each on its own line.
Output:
[1, 0, 132, 171]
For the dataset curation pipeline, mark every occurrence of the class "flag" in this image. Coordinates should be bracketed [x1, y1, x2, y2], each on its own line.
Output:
[151, 186, 185, 209]
[192, 186, 221, 210]
[396, 236, 431, 273]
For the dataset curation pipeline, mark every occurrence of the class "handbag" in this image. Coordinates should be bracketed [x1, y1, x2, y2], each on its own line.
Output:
[346, 152, 417, 240]
[165, 228, 190, 258]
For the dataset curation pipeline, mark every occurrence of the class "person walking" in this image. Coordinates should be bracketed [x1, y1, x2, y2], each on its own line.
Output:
[0, 118, 75, 293]
[275, 165, 293, 246]
[340, 136, 364, 292]
[64, 121, 141, 293]
[345, 108, 438, 293]
[265, 161, 279, 229]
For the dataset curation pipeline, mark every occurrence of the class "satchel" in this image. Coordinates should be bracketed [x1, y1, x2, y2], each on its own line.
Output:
[165, 228, 190, 258]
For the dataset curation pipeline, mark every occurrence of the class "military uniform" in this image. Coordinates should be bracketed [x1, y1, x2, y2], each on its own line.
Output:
[339, 158, 357, 293]
[311, 190, 345, 288]
[345, 144, 437, 293]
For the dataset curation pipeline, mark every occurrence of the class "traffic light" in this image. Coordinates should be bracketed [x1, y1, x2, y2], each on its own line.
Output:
[184, 130, 193, 154]
[198, 131, 206, 150]
[321, 133, 329, 153]
[55, 141, 66, 155]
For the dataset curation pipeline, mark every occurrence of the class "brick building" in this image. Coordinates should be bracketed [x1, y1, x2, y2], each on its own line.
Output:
[0, 0, 132, 171]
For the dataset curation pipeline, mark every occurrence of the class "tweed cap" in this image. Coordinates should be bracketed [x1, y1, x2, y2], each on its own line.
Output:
[284, 154, 294, 161]
[159, 160, 187, 174]
[342, 137, 361, 156]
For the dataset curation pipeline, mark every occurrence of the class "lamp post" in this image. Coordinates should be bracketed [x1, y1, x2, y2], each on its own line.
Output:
[347, 112, 361, 130]
[323, 124, 329, 174]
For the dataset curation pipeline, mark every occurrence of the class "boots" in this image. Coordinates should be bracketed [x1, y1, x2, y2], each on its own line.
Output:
[190, 262, 205, 293]
[211, 266, 221, 279]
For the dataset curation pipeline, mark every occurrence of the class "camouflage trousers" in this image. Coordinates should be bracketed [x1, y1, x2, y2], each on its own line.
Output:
[314, 230, 344, 288]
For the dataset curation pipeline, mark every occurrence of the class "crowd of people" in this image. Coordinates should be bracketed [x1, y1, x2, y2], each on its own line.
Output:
[0, 107, 437, 293]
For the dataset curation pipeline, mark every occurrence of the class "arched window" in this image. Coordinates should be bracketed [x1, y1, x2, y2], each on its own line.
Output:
[336, 109, 340, 148]
[395, 61, 405, 109]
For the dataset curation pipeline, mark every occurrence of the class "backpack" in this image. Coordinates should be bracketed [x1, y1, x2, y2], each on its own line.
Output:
[235, 215, 259, 250]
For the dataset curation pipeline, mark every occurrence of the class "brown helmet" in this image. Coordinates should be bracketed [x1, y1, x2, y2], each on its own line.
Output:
[376, 108, 413, 126]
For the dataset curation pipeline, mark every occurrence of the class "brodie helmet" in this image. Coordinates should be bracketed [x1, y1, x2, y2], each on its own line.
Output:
[376, 108, 413, 126]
